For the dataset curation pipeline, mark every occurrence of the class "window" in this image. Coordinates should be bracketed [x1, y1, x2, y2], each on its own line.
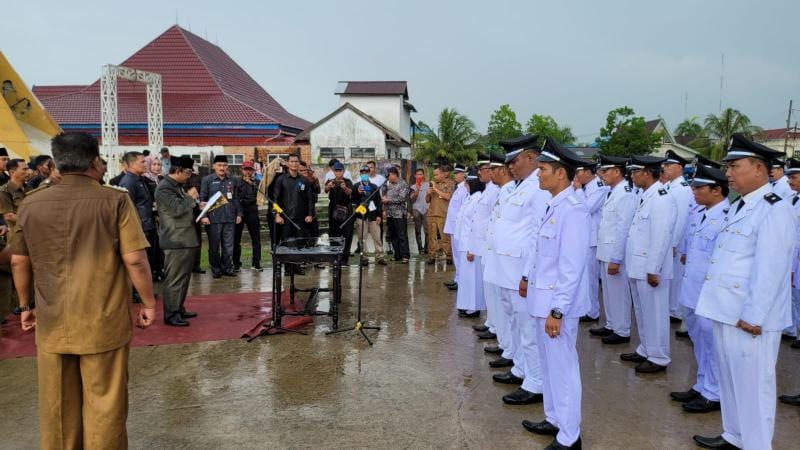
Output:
[350, 147, 375, 158]
[268, 154, 289, 163]
[186, 154, 201, 164]
[225, 154, 245, 166]
[320, 147, 345, 159]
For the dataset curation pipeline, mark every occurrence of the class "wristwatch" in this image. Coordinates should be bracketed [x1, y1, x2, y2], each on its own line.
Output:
[19, 304, 35, 312]
[550, 308, 563, 319]
[521, 276, 529, 282]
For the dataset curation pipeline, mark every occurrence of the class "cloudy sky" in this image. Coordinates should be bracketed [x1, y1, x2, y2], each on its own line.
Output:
[3, 0, 799, 142]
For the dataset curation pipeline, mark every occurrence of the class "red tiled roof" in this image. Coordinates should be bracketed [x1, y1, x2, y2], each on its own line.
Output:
[33, 25, 310, 131]
[644, 119, 663, 133]
[338, 81, 408, 98]
[762, 128, 800, 140]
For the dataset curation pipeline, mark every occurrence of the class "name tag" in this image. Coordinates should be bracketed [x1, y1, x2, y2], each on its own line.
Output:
[226, 192, 233, 200]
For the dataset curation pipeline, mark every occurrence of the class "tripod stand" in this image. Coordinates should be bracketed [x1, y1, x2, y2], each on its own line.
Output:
[326, 180, 384, 345]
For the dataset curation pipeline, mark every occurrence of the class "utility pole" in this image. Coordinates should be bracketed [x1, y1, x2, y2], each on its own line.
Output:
[785, 99, 793, 155]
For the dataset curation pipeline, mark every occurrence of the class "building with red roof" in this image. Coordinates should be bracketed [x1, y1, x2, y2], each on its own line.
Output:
[33, 25, 311, 164]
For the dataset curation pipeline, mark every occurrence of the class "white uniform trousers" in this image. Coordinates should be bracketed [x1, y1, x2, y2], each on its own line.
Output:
[713, 321, 781, 450]
[535, 317, 582, 447]
[600, 261, 632, 337]
[587, 247, 600, 319]
[683, 305, 719, 401]
[483, 280, 506, 348]
[450, 235, 460, 282]
[456, 252, 485, 312]
[513, 294, 542, 394]
[497, 287, 518, 362]
[630, 278, 671, 366]
[669, 253, 684, 319]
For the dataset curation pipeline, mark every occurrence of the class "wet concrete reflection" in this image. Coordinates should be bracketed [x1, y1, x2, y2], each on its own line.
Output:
[1, 259, 798, 448]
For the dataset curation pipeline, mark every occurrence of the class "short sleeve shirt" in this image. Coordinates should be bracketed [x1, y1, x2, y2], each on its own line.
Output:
[427, 179, 454, 218]
[12, 174, 150, 354]
[0, 180, 27, 245]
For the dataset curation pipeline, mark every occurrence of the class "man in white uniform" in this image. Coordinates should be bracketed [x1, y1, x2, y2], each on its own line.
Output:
[589, 155, 637, 345]
[620, 155, 677, 374]
[483, 135, 549, 406]
[693, 133, 795, 450]
[769, 156, 794, 199]
[573, 161, 608, 322]
[521, 138, 589, 450]
[662, 150, 694, 324]
[443, 164, 467, 289]
[669, 164, 729, 414]
[779, 157, 800, 407]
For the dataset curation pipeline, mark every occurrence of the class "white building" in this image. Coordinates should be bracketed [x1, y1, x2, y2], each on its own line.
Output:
[295, 81, 416, 163]
[644, 118, 701, 160]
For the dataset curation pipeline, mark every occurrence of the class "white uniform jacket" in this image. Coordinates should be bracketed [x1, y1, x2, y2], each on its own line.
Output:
[455, 191, 480, 253]
[443, 181, 468, 235]
[695, 184, 796, 331]
[483, 181, 516, 281]
[577, 176, 609, 247]
[667, 176, 694, 249]
[791, 194, 800, 288]
[625, 181, 677, 280]
[527, 187, 591, 319]
[772, 176, 794, 200]
[467, 182, 499, 258]
[483, 170, 550, 290]
[678, 199, 730, 309]
[596, 181, 637, 264]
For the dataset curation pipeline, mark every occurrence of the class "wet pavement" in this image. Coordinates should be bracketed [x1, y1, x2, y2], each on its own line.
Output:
[1, 258, 799, 449]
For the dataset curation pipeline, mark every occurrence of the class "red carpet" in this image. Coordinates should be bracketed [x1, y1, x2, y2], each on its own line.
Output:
[0, 291, 313, 360]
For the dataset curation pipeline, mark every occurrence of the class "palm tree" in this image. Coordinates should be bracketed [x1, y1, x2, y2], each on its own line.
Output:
[674, 116, 703, 137]
[704, 108, 763, 160]
[414, 108, 479, 164]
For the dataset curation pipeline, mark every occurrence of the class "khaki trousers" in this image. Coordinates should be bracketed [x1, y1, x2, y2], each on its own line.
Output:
[356, 219, 384, 258]
[425, 216, 451, 259]
[37, 345, 129, 450]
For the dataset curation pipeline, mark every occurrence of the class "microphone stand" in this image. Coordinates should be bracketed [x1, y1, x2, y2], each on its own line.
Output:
[326, 179, 385, 345]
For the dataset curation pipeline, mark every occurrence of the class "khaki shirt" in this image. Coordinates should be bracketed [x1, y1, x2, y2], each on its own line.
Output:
[12, 174, 149, 354]
[0, 180, 27, 244]
[427, 179, 454, 218]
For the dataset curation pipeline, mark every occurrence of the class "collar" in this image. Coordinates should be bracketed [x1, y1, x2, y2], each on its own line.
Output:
[741, 182, 772, 204]
[705, 198, 730, 216]
[546, 185, 575, 209]
[669, 175, 686, 186]
[643, 180, 663, 197]
[60, 174, 101, 186]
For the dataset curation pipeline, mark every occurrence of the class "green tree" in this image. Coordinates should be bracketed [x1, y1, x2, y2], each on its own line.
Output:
[415, 108, 480, 165]
[674, 116, 704, 137]
[596, 106, 662, 157]
[525, 114, 576, 145]
[703, 108, 763, 160]
[486, 104, 522, 147]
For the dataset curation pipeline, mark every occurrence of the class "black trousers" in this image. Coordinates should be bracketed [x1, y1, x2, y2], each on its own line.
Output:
[162, 248, 195, 321]
[387, 217, 410, 260]
[144, 229, 163, 277]
[207, 222, 235, 275]
[193, 212, 203, 271]
[234, 208, 261, 267]
[329, 218, 354, 263]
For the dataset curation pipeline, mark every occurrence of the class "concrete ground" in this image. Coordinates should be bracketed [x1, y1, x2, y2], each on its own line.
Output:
[1, 259, 799, 449]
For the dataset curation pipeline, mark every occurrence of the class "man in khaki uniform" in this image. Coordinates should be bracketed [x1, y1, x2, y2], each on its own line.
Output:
[0, 158, 28, 245]
[11, 132, 157, 450]
[425, 165, 454, 263]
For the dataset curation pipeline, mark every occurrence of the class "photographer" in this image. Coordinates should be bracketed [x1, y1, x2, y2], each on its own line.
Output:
[324, 162, 355, 262]
[354, 165, 386, 265]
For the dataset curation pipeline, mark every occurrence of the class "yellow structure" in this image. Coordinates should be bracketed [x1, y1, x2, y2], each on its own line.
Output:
[0, 51, 61, 159]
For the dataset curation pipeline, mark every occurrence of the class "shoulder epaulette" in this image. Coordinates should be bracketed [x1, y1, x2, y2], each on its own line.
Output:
[658, 189, 668, 196]
[680, 181, 689, 187]
[624, 186, 632, 192]
[567, 195, 581, 206]
[103, 184, 129, 193]
[723, 208, 730, 214]
[764, 192, 781, 204]
[596, 180, 603, 187]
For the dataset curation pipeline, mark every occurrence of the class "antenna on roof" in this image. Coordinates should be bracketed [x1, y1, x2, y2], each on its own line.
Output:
[188, 17, 191, 31]
[204, 28, 208, 40]
[718, 53, 725, 112]
[175, 10, 178, 25]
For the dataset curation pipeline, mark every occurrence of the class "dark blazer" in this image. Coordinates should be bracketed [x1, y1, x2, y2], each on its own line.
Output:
[119, 172, 156, 231]
[155, 176, 199, 249]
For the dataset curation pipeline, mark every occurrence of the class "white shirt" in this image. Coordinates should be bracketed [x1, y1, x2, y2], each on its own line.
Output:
[625, 181, 678, 280]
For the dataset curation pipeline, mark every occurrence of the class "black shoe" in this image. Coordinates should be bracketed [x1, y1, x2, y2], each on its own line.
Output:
[635, 360, 667, 373]
[620, 352, 646, 363]
[670, 316, 682, 324]
[692, 435, 737, 449]
[579, 315, 599, 323]
[492, 371, 523, 385]
[165, 317, 190, 327]
[781, 332, 796, 341]
[484, 345, 503, 355]
[670, 388, 701, 403]
[489, 357, 514, 368]
[544, 437, 582, 450]
[444, 280, 456, 287]
[476, 330, 497, 339]
[602, 333, 631, 344]
[675, 329, 690, 338]
[682, 396, 720, 413]
[223, 271, 237, 277]
[232, 266, 241, 273]
[459, 310, 480, 318]
[792, 340, 800, 349]
[448, 283, 458, 291]
[192, 268, 206, 274]
[252, 265, 263, 272]
[472, 324, 490, 332]
[521, 419, 559, 436]
[778, 393, 800, 406]
[212, 272, 222, 279]
[180, 311, 198, 319]
[589, 326, 613, 337]
[503, 387, 543, 405]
